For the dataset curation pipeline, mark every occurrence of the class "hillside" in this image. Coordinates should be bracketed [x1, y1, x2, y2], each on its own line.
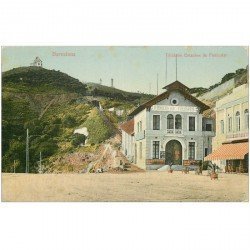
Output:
[191, 66, 248, 101]
[86, 82, 153, 104]
[2, 66, 87, 94]
[192, 66, 248, 119]
[2, 67, 153, 173]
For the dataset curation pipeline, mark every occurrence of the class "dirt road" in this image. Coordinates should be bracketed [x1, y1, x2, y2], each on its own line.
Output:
[2, 171, 248, 202]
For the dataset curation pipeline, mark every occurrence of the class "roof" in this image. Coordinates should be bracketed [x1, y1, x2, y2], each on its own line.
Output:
[120, 118, 134, 135]
[33, 57, 42, 63]
[129, 81, 210, 117]
[204, 142, 248, 161]
[162, 80, 190, 91]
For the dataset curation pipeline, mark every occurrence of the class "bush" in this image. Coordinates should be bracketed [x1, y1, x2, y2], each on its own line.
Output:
[202, 161, 210, 170]
[63, 115, 76, 128]
[72, 133, 86, 147]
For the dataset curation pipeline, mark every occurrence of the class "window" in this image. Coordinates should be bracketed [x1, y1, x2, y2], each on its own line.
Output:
[189, 116, 195, 131]
[171, 98, 179, 106]
[152, 141, 160, 159]
[153, 115, 160, 130]
[175, 114, 182, 129]
[235, 111, 240, 131]
[228, 117, 232, 132]
[188, 142, 195, 160]
[245, 109, 249, 129]
[220, 120, 224, 134]
[139, 142, 142, 159]
[137, 121, 142, 132]
[167, 114, 174, 129]
[206, 124, 212, 131]
[204, 148, 208, 157]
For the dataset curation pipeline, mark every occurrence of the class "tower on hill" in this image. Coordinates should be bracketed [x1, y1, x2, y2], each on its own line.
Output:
[30, 57, 43, 67]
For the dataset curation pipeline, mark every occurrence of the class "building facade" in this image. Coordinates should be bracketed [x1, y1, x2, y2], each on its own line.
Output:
[205, 83, 249, 172]
[120, 118, 135, 162]
[30, 56, 43, 67]
[121, 81, 215, 170]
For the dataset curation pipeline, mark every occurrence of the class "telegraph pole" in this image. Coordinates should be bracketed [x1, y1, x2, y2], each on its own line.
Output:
[165, 53, 168, 84]
[39, 151, 42, 173]
[176, 55, 178, 80]
[26, 128, 29, 173]
[156, 73, 159, 95]
[13, 160, 16, 173]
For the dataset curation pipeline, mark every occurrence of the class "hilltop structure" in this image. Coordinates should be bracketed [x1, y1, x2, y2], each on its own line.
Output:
[30, 56, 43, 67]
[120, 80, 215, 170]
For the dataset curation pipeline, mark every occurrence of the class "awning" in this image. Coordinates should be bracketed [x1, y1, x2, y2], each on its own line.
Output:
[204, 142, 249, 161]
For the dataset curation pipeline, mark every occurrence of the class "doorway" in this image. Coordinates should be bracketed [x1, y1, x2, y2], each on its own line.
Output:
[165, 140, 182, 165]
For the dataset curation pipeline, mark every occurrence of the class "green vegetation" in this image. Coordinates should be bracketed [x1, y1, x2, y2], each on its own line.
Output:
[86, 82, 154, 103]
[71, 134, 87, 147]
[2, 67, 153, 173]
[3, 66, 87, 94]
[82, 108, 113, 144]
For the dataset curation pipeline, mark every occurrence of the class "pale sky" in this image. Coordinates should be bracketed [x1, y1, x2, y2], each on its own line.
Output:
[2, 46, 248, 94]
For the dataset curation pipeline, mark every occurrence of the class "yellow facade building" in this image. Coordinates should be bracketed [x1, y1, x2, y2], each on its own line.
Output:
[205, 83, 249, 172]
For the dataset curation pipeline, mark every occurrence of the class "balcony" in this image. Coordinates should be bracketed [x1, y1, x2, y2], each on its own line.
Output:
[145, 129, 183, 137]
[166, 129, 183, 134]
[226, 131, 248, 141]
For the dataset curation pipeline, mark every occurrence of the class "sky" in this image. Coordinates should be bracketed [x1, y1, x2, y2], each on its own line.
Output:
[2, 46, 248, 94]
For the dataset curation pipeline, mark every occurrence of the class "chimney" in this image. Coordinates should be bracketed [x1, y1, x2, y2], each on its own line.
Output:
[111, 78, 114, 87]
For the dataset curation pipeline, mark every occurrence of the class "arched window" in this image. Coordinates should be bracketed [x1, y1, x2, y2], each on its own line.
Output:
[235, 111, 240, 131]
[175, 114, 182, 129]
[244, 109, 249, 129]
[167, 114, 174, 129]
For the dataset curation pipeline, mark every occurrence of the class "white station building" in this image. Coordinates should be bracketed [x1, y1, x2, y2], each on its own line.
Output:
[120, 81, 215, 170]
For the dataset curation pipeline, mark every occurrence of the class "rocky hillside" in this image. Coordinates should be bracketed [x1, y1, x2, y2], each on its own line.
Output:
[191, 67, 248, 102]
[192, 66, 248, 119]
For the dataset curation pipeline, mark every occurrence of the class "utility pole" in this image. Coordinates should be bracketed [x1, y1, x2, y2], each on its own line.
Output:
[165, 53, 168, 84]
[26, 128, 29, 173]
[39, 151, 42, 174]
[13, 160, 16, 173]
[176, 55, 178, 81]
[156, 73, 159, 95]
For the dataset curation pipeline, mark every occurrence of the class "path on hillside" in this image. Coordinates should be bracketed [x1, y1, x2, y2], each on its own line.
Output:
[38, 96, 59, 120]
[97, 103, 121, 136]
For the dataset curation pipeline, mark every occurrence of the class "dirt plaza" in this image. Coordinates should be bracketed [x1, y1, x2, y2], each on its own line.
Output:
[2, 171, 248, 202]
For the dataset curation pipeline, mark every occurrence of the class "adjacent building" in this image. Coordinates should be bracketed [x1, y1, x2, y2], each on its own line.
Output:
[205, 82, 249, 172]
[120, 118, 135, 162]
[120, 81, 215, 170]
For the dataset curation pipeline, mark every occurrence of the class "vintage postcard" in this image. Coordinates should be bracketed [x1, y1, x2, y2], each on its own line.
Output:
[1, 46, 249, 201]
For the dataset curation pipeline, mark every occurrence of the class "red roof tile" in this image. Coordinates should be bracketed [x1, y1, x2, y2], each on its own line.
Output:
[120, 119, 134, 135]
